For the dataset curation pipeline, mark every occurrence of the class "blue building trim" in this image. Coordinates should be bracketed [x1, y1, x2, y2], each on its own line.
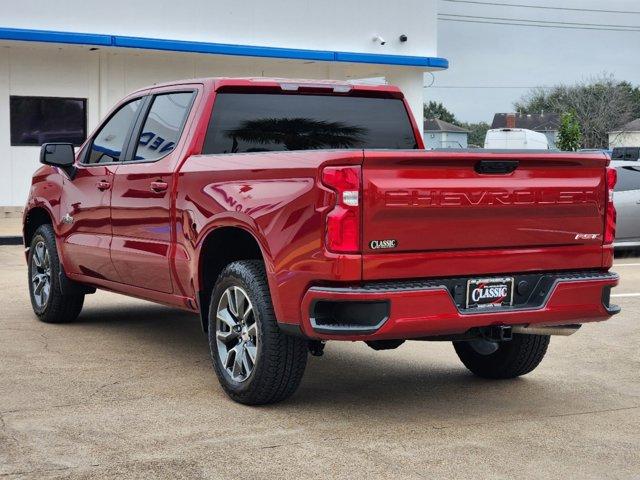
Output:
[114, 35, 335, 62]
[0, 26, 449, 69]
[0, 27, 111, 46]
[335, 51, 449, 69]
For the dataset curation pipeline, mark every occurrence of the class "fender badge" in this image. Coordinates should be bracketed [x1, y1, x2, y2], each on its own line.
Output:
[62, 213, 74, 224]
[575, 233, 600, 240]
[369, 239, 397, 250]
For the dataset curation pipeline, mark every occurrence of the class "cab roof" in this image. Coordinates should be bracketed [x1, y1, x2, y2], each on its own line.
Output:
[130, 77, 404, 97]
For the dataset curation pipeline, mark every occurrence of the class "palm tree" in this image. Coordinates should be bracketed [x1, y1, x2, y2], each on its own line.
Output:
[225, 117, 366, 152]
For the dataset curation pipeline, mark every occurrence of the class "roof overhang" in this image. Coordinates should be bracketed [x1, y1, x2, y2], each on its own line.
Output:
[0, 27, 449, 70]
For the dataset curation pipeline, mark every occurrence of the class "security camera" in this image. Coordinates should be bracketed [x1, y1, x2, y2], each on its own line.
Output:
[373, 35, 386, 46]
[399, 34, 408, 42]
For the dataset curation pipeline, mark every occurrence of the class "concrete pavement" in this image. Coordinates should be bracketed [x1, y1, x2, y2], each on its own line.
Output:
[1, 245, 639, 479]
[0, 217, 21, 237]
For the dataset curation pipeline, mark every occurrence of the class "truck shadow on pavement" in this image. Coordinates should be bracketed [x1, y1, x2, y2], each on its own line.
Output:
[72, 301, 582, 421]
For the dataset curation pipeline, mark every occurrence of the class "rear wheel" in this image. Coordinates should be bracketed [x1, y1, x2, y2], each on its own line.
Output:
[28, 224, 84, 323]
[208, 260, 308, 405]
[453, 334, 550, 379]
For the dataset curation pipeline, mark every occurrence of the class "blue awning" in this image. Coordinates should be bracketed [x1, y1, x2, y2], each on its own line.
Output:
[0, 27, 449, 69]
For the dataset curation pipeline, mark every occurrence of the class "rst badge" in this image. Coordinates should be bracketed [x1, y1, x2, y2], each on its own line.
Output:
[575, 233, 601, 240]
[369, 239, 397, 250]
[466, 277, 514, 309]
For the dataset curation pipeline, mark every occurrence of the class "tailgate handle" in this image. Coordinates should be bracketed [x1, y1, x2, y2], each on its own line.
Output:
[475, 160, 519, 175]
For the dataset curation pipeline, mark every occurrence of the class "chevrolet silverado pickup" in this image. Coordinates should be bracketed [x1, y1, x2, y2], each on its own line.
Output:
[23, 78, 620, 405]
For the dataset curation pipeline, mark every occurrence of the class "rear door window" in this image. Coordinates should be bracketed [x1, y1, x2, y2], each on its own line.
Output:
[203, 93, 418, 154]
[133, 92, 195, 162]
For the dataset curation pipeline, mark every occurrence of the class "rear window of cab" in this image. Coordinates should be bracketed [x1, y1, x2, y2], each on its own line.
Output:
[203, 93, 418, 154]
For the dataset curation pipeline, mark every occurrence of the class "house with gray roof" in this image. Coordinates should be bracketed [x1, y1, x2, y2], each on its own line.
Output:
[609, 119, 640, 148]
[424, 119, 470, 149]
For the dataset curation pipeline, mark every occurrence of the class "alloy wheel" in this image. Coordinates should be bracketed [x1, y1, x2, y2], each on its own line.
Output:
[215, 286, 259, 382]
[31, 240, 51, 309]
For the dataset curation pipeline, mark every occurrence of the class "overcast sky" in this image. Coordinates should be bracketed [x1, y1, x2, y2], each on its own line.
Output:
[428, 0, 640, 123]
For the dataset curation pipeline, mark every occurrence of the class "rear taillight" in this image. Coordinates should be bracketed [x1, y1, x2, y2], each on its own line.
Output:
[321, 166, 361, 253]
[604, 167, 617, 245]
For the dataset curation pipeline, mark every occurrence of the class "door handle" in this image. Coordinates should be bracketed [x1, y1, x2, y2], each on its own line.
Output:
[150, 181, 168, 193]
[96, 180, 111, 191]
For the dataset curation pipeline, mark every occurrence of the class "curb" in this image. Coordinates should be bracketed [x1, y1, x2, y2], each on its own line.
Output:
[0, 236, 22, 246]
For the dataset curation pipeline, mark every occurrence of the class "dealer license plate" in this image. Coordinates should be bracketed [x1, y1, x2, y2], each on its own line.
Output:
[466, 277, 514, 309]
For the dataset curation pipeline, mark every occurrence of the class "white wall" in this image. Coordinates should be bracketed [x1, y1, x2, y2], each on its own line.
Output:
[0, 44, 101, 206]
[1, 0, 438, 58]
[609, 131, 640, 148]
[0, 43, 428, 206]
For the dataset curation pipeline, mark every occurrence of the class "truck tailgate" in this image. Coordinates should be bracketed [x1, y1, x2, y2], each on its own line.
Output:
[362, 150, 608, 278]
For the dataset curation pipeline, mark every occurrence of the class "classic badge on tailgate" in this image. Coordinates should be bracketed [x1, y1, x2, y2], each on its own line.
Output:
[369, 239, 397, 250]
[466, 277, 514, 309]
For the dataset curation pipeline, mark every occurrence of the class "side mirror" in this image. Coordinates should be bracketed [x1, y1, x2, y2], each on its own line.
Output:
[40, 143, 76, 178]
[40, 143, 75, 167]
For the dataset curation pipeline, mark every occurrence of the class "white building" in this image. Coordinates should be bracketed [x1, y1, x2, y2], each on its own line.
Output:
[609, 119, 640, 149]
[0, 0, 447, 207]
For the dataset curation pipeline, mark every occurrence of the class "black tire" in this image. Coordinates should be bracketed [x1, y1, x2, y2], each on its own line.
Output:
[28, 224, 84, 323]
[208, 260, 308, 405]
[453, 334, 550, 379]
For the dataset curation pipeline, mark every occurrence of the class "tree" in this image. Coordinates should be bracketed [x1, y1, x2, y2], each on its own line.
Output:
[618, 81, 640, 119]
[514, 74, 638, 148]
[424, 101, 458, 124]
[423, 102, 489, 146]
[225, 118, 365, 152]
[557, 112, 582, 151]
[459, 121, 490, 147]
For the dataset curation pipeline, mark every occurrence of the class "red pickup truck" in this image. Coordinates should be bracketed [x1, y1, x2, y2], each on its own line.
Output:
[24, 77, 619, 405]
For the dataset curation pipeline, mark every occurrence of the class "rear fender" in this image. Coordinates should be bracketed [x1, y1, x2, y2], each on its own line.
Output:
[194, 214, 284, 322]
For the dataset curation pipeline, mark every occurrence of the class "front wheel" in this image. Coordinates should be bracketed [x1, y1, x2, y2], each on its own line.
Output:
[28, 224, 84, 323]
[208, 260, 308, 405]
[453, 334, 550, 379]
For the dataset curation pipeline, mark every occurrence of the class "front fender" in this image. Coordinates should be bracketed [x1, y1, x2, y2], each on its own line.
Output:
[23, 166, 64, 255]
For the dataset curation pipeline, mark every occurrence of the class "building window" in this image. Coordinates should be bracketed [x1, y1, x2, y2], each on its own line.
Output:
[10, 96, 87, 146]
